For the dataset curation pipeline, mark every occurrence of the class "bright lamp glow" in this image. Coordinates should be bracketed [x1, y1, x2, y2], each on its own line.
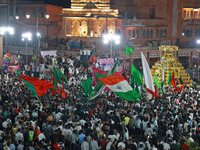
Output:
[0, 27, 14, 35]
[194, 8, 199, 12]
[15, 15, 19, 20]
[22, 32, 32, 41]
[36, 32, 41, 38]
[45, 13, 50, 19]
[26, 14, 30, 19]
[103, 34, 120, 45]
[197, 40, 200, 44]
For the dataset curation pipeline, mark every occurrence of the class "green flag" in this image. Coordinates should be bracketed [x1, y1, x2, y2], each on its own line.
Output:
[82, 77, 92, 96]
[17, 70, 21, 76]
[168, 70, 172, 86]
[59, 69, 68, 84]
[130, 75, 141, 99]
[154, 71, 161, 89]
[88, 61, 117, 100]
[130, 75, 135, 89]
[53, 67, 62, 84]
[125, 46, 134, 54]
[95, 72, 106, 84]
[161, 67, 165, 93]
[131, 64, 142, 85]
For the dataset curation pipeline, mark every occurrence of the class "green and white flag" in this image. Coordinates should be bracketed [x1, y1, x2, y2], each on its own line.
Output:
[98, 74, 140, 101]
[88, 61, 117, 100]
[82, 77, 92, 96]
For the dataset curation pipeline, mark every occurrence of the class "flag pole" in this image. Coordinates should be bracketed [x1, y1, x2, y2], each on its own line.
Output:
[37, 96, 43, 107]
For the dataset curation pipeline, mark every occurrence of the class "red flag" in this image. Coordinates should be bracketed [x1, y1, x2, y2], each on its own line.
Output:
[170, 71, 177, 88]
[61, 77, 67, 98]
[89, 110, 94, 117]
[57, 82, 60, 95]
[155, 85, 158, 100]
[20, 74, 53, 97]
[173, 83, 185, 92]
[51, 75, 56, 96]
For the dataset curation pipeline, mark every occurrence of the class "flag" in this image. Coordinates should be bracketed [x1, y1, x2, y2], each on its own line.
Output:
[173, 83, 185, 92]
[19, 74, 53, 97]
[61, 77, 67, 98]
[155, 85, 158, 100]
[92, 67, 125, 87]
[152, 70, 159, 100]
[161, 67, 165, 93]
[89, 61, 118, 100]
[98, 74, 140, 101]
[17, 70, 21, 76]
[168, 70, 176, 88]
[51, 75, 56, 95]
[59, 69, 68, 85]
[141, 52, 155, 99]
[153, 71, 160, 89]
[131, 64, 142, 85]
[125, 46, 134, 54]
[53, 67, 62, 86]
[82, 77, 92, 96]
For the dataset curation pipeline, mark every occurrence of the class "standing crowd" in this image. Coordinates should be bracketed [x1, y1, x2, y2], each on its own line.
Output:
[0, 54, 200, 150]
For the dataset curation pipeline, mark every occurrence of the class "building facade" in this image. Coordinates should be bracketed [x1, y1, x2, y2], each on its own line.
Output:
[0, 0, 63, 63]
[61, 0, 199, 68]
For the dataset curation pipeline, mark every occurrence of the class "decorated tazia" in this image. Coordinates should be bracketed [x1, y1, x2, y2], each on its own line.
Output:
[15, 55, 24, 70]
[3, 53, 11, 70]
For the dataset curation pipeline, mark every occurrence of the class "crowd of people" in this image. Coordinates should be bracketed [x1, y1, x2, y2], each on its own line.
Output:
[0, 54, 200, 150]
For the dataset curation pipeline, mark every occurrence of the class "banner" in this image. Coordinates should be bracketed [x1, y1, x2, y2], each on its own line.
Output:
[41, 50, 57, 57]
[99, 58, 114, 71]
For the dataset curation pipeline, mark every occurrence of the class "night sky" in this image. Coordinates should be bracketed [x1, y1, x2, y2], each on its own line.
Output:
[43, 0, 71, 8]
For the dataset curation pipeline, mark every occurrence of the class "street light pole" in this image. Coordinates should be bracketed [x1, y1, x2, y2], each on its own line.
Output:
[198, 49, 200, 83]
[103, 34, 120, 59]
[0, 27, 14, 69]
[26, 39, 27, 65]
[111, 39, 113, 58]
[22, 32, 32, 65]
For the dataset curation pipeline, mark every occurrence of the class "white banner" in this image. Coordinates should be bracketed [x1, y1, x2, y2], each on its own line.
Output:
[41, 50, 57, 57]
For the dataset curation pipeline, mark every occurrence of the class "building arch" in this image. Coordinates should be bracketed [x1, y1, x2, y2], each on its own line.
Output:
[143, 29, 146, 39]
[136, 29, 139, 39]
[72, 20, 80, 36]
[81, 20, 88, 37]
[132, 29, 135, 38]
[128, 29, 131, 39]
[150, 29, 153, 38]
[160, 29, 163, 38]
[156, 29, 159, 38]
[108, 20, 115, 34]
[65, 20, 72, 35]
[147, 29, 150, 38]
[164, 29, 167, 38]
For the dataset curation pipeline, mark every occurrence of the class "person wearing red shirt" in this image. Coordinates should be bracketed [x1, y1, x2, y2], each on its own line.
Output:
[53, 139, 61, 150]
[99, 138, 107, 150]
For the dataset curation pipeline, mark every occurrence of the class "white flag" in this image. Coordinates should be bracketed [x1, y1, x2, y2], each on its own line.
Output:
[141, 52, 155, 99]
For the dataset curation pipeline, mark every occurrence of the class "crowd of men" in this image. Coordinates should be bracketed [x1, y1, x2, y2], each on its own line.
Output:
[0, 54, 200, 150]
